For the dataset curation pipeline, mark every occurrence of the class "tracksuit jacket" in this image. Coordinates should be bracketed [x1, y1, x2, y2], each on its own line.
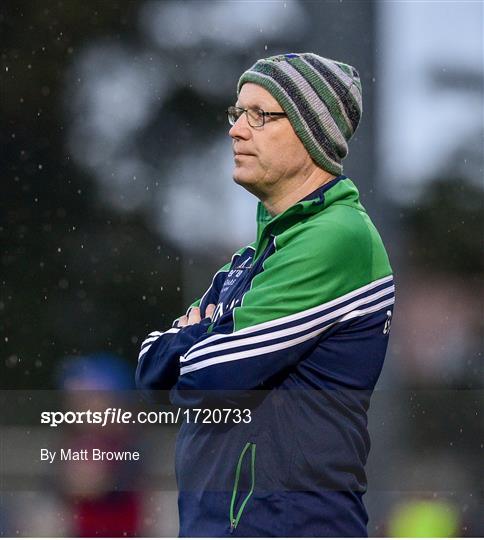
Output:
[136, 176, 395, 537]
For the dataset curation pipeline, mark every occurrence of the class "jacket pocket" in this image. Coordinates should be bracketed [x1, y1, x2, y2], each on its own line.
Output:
[229, 442, 256, 533]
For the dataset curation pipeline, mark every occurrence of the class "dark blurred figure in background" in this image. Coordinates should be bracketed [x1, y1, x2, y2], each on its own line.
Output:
[58, 354, 142, 537]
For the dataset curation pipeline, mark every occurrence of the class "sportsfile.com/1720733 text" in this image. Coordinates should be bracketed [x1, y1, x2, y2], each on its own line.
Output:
[40, 408, 252, 427]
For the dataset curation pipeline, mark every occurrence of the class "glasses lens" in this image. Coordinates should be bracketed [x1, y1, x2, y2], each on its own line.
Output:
[247, 108, 264, 127]
[227, 106, 241, 126]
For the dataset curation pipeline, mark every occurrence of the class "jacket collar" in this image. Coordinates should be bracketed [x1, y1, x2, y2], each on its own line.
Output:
[255, 175, 365, 243]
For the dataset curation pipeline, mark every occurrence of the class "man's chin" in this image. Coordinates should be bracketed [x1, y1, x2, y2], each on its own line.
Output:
[232, 170, 255, 188]
[232, 175, 261, 198]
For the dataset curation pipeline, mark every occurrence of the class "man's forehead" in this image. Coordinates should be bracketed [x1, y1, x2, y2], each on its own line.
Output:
[236, 82, 282, 110]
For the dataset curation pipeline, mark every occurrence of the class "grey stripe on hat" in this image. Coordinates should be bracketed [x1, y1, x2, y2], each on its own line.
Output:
[303, 55, 360, 134]
[256, 61, 341, 161]
[323, 58, 363, 111]
[276, 61, 348, 157]
[297, 56, 354, 138]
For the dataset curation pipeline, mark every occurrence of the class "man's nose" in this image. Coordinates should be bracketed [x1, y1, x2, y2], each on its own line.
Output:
[228, 114, 251, 140]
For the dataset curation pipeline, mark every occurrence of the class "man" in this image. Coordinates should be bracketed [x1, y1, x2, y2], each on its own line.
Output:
[136, 53, 394, 537]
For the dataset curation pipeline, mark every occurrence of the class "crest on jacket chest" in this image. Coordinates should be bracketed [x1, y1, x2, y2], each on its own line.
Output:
[213, 253, 255, 323]
[220, 255, 253, 296]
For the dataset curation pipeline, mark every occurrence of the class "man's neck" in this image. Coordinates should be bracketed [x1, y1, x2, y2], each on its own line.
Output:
[261, 168, 337, 217]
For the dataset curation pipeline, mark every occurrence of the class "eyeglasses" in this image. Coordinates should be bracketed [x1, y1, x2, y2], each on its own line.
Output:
[226, 105, 287, 128]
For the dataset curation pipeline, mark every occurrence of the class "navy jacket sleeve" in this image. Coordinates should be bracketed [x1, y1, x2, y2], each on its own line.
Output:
[135, 321, 211, 391]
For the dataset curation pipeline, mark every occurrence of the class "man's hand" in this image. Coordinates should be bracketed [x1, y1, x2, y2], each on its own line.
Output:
[178, 304, 216, 327]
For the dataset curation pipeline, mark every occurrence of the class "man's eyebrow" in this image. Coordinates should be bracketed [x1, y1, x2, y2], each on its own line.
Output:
[235, 102, 263, 109]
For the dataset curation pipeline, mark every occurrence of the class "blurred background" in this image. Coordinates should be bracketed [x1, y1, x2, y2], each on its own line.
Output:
[1, 0, 482, 536]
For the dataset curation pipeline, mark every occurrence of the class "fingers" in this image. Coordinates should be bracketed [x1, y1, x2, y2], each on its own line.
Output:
[187, 306, 201, 326]
[178, 314, 188, 327]
[178, 304, 217, 328]
[205, 303, 216, 319]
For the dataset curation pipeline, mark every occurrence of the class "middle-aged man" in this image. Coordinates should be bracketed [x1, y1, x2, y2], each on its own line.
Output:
[136, 53, 395, 537]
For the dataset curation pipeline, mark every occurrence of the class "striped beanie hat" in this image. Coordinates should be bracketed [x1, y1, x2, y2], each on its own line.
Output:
[237, 53, 363, 176]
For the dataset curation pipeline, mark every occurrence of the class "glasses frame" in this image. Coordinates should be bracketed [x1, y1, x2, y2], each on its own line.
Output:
[226, 105, 287, 128]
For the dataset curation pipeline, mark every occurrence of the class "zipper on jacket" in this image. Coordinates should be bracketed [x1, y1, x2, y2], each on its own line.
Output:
[229, 442, 256, 533]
